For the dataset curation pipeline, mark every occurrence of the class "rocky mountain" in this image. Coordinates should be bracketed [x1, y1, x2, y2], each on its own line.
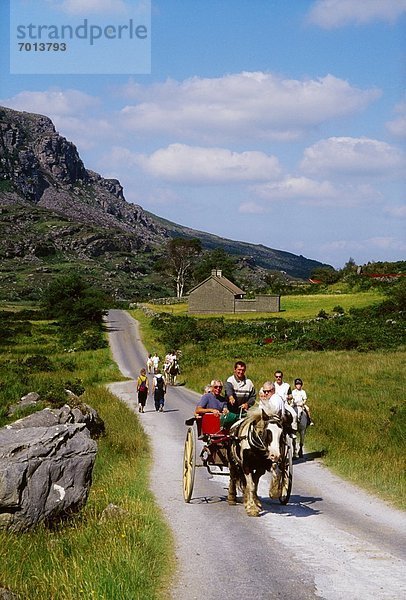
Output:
[0, 106, 329, 301]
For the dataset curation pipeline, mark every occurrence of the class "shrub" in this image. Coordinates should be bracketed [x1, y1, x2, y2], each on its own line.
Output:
[23, 354, 54, 372]
[64, 378, 85, 397]
[76, 328, 108, 350]
[41, 271, 108, 329]
[37, 381, 69, 406]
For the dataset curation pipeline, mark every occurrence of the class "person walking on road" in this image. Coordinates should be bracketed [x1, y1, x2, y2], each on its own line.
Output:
[152, 369, 166, 412]
[146, 353, 154, 374]
[152, 352, 160, 374]
[136, 368, 149, 413]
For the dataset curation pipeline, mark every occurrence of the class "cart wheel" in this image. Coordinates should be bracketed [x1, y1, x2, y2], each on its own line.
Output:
[183, 426, 196, 502]
[279, 435, 293, 505]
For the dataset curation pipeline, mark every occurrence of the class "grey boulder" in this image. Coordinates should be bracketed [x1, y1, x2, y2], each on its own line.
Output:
[0, 422, 97, 532]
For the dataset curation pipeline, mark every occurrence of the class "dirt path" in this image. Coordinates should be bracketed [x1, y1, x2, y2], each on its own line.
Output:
[106, 309, 406, 600]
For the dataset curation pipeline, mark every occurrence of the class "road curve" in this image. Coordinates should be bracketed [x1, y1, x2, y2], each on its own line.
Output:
[106, 309, 406, 600]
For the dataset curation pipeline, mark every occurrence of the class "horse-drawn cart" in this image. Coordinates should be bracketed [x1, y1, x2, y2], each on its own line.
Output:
[182, 411, 293, 512]
[182, 413, 231, 502]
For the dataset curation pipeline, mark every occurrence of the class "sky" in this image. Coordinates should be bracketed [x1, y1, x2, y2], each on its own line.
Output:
[0, 0, 405, 269]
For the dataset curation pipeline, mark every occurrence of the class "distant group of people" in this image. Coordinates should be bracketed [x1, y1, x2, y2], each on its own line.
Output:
[137, 354, 313, 427]
[146, 353, 160, 374]
[137, 350, 181, 413]
[195, 362, 313, 432]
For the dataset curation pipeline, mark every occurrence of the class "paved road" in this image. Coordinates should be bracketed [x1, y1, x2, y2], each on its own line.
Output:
[106, 309, 406, 600]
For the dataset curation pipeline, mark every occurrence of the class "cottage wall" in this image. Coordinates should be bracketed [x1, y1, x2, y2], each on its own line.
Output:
[234, 295, 280, 313]
[254, 295, 280, 312]
[188, 279, 235, 313]
[234, 299, 256, 312]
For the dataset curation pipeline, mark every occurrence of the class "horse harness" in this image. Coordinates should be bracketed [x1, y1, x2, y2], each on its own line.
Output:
[229, 415, 282, 466]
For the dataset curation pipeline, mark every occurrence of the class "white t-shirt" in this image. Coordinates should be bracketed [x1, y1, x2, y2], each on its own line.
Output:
[292, 388, 307, 407]
[274, 381, 291, 403]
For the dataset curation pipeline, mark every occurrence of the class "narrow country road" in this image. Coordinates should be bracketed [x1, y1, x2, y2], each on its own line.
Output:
[106, 309, 406, 600]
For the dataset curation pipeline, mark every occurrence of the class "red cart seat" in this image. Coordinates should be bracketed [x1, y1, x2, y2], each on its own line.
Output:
[201, 413, 222, 435]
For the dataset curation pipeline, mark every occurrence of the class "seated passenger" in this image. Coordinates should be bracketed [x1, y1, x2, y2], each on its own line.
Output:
[195, 380, 228, 417]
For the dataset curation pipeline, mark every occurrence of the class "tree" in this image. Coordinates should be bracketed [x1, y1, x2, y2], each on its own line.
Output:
[41, 271, 108, 329]
[166, 238, 202, 298]
[310, 267, 340, 284]
[192, 248, 236, 284]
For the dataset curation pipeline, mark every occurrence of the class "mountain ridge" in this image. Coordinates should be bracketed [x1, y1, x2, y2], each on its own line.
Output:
[0, 105, 329, 300]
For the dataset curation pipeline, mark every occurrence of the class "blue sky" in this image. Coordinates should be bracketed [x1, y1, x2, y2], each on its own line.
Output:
[1, 0, 405, 268]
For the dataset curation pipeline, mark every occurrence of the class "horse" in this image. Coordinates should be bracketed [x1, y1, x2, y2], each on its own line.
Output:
[227, 397, 292, 517]
[292, 406, 310, 458]
[164, 359, 181, 385]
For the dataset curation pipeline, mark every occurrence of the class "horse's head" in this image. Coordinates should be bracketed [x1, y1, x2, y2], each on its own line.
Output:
[263, 419, 283, 462]
[258, 395, 285, 462]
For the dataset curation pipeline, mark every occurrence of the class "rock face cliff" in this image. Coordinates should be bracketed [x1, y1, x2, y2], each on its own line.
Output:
[0, 106, 164, 241]
[0, 106, 328, 300]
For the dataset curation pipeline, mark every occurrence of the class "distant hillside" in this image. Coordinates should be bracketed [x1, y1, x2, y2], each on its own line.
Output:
[149, 213, 324, 279]
[0, 106, 330, 300]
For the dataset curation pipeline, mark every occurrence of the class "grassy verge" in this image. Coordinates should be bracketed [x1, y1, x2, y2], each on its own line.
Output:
[131, 306, 405, 510]
[0, 314, 174, 599]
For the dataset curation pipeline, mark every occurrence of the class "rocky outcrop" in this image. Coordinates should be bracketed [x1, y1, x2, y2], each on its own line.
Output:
[0, 407, 99, 532]
[7, 404, 105, 439]
[0, 107, 87, 202]
[0, 106, 165, 241]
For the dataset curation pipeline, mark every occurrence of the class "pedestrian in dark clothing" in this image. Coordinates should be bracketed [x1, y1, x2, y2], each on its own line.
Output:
[136, 368, 149, 413]
[152, 370, 166, 412]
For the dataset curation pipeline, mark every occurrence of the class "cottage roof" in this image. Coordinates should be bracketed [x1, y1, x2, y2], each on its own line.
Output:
[188, 269, 245, 296]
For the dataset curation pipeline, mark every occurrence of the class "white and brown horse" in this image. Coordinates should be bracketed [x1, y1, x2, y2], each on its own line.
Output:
[227, 398, 292, 517]
[292, 406, 310, 458]
[163, 359, 181, 385]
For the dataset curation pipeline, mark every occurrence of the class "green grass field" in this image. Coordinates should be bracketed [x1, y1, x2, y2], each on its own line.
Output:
[142, 290, 384, 320]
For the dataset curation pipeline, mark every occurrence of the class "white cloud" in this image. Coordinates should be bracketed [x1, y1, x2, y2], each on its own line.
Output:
[307, 0, 406, 28]
[254, 177, 336, 200]
[0, 90, 118, 150]
[1, 89, 99, 117]
[119, 72, 380, 142]
[45, 0, 128, 15]
[386, 102, 406, 138]
[384, 205, 406, 218]
[253, 177, 381, 207]
[300, 137, 405, 177]
[321, 236, 406, 254]
[136, 144, 282, 184]
[238, 202, 266, 214]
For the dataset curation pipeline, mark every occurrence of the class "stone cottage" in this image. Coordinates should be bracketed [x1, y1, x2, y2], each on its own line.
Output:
[187, 269, 280, 314]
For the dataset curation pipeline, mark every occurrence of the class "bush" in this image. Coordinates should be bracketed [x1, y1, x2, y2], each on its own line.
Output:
[75, 328, 108, 350]
[42, 271, 108, 329]
[23, 354, 54, 372]
[37, 381, 69, 406]
[65, 378, 85, 397]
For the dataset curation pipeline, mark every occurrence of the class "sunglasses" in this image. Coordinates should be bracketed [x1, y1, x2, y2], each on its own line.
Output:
[263, 389, 273, 393]
[213, 385, 223, 389]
